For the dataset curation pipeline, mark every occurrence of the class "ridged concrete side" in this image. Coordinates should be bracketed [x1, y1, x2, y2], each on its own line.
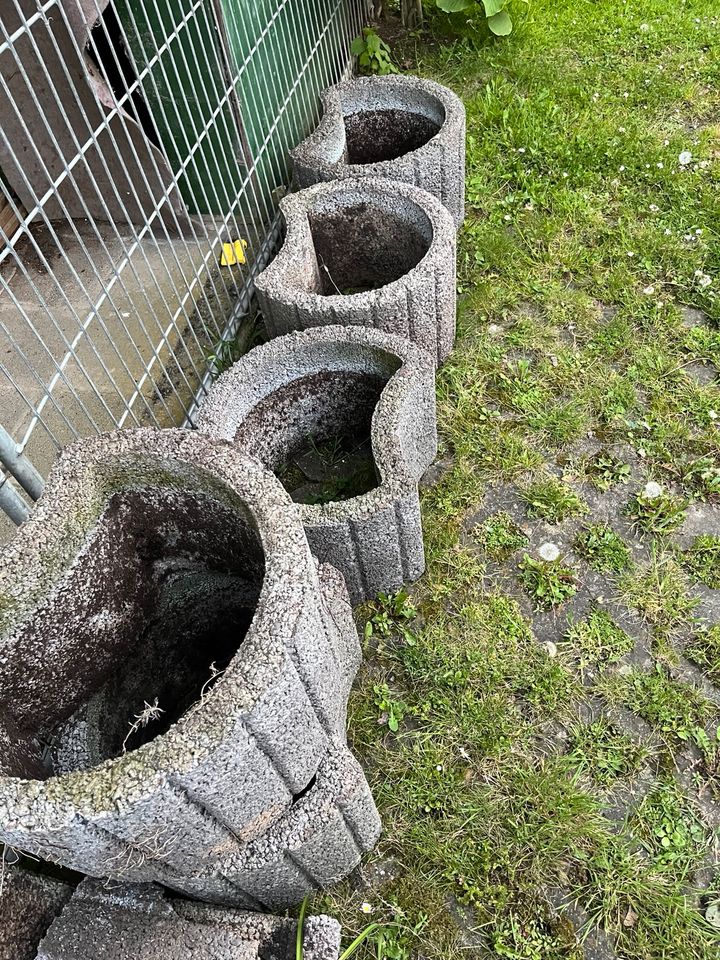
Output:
[36, 879, 342, 960]
[196, 325, 438, 603]
[163, 740, 382, 909]
[255, 178, 456, 366]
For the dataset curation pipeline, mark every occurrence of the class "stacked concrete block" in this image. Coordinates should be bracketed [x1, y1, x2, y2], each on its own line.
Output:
[36, 879, 342, 960]
[196, 325, 438, 603]
[255, 177, 456, 365]
[291, 75, 465, 228]
[163, 739, 381, 909]
[0, 863, 74, 960]
[0, 428, 373, 901]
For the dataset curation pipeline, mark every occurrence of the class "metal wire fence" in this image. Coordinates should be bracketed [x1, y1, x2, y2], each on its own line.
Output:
[0, 0, 365, 530]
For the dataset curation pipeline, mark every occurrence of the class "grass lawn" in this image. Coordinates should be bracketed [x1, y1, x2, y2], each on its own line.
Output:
[316, 2, 720, 957]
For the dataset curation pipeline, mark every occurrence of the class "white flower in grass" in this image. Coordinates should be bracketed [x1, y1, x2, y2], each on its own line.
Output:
[361, 902, 373, 915]
[709, 410, 718, 421]
[643, 285, 655, 295]
[679, 150, 693, 165]
[538, 542, 560, 562]
[544, 640, 558, 658]
[695, 270, 713, 288]
[642, 480, 664, 500]
[649, 204, 659, 212]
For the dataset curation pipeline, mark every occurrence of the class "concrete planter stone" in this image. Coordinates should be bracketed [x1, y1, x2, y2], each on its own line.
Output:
[0, 865, 73, 960]
[292, 75, 465, 228]
[255, 177, 456, 366]
[37, 879, 342, 960]
[196, 325, 438, 603]
[163, 740, 381, 909]
[0, 429, 360, 883]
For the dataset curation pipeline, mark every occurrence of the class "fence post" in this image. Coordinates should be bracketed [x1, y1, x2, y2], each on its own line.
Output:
[0, 469, 30, 525]
[0, 425, 44, 500]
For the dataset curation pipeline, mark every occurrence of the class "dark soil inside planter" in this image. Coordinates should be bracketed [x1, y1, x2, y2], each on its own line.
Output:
[232, 368, 400, 506]
[309, 202, 430, 295]
[344, 108, 441, 164]
[2, 486, 266, 778]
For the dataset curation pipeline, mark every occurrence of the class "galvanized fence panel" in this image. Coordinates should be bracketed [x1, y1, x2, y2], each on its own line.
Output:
[0, 0, 365, 532]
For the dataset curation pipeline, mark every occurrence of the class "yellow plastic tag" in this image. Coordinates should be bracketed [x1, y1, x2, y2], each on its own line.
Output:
[220, 239, 248, 266]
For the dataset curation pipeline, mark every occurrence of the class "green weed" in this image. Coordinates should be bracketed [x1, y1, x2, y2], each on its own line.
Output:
[633, 782, 707, 875]
[685, 625, 720, 686]
[626, 486, 688, 536]
[519, 554, 577, 609]
[585, 450, 632, 491]
[683, 534, 720, 589]
[602, 665, 712, 741]
[473, 511, 529, 560]
[620, 554, 699, 638]
[565, 607, 634, 668]
[520, 478, 587, 524]
[568, 718, 646, 786]
[574, 523, 631, 573]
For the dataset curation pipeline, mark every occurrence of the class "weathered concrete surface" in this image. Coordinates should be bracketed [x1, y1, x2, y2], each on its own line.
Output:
[292, 75, 465, 228]
[36, 879, 342, 960]
[255, 177, 456, 365]
[0, 428, 360, 882]
[0, 863, 74, 960]
[196, 325, 438, 603]
[164, 740, 382, 909]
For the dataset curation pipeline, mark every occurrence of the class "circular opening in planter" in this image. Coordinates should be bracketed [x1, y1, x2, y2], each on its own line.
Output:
[343, 107, 442, 165]
[4, 482, 266, 778]
[308, 199, 432, 296]
[230, 360, 402, 506]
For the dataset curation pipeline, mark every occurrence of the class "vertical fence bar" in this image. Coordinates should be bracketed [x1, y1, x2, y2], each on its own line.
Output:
[0, 426, 44, 500]
[0, 471, 30, 525]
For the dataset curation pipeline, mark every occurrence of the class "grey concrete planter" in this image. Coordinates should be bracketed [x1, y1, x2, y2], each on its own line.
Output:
[255, 177, 456, 366]
[163, 739, 381, 909]
[196, 325, 438, 603]
[37, 880, 342, 960]
[0, 429, 360, 883]
[292, 75, 465, 228]
[1, 865, 73, 960]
